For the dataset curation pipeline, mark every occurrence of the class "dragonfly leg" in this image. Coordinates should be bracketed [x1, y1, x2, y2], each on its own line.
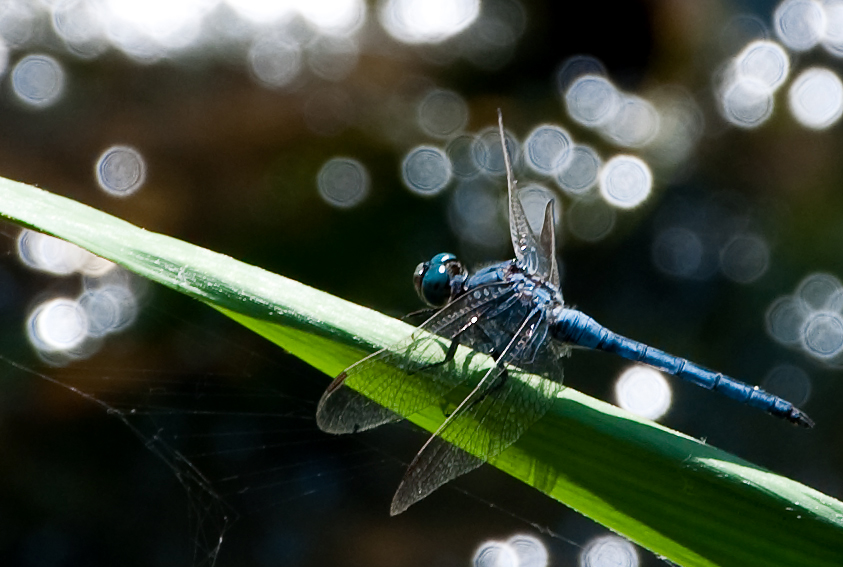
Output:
[485, 346, 510, 385]
[401, 307, 438, 324]
[413, 335, 462, 375]
[412, 300, 504, 374]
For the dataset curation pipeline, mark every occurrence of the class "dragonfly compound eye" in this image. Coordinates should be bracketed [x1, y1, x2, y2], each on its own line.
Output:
[414, 253, 464, 307]
[421, 263, 451, 306]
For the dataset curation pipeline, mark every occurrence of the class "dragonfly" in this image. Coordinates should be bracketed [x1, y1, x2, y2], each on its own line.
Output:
[316, 110, 813, 516]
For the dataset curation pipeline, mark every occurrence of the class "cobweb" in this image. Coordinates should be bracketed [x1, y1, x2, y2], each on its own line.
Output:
[3, 349, 405, 566]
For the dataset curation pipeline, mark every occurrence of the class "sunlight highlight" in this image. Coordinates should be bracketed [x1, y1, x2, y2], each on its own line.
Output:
[380, 0, 480, 44]
[95, 145, 147, 197]
[402, 146, 452, 196]
[317, 157, 370, 208]
[598, 155, 652, 209]
[100, 0, 214, 54]
[766, 273, 843, 365]
[615, 366, 672, 420]
[11, 54, 65, 108]
[788, 67, 843, 129]
[580, 535, 638, 567]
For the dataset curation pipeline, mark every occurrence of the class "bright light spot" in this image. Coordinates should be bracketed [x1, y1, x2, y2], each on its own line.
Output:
[566, 197, 616, 243]
[719, 233, 770, 283]
[788, 67, 843, 129]
[565, 75, 619, 128]
[555, 145, 601, 195]
[473, 534, 548, 567]
[317, 157, 369, 208]
[78, 284, 138, 337]
[523, 124, 572, 176]
[774, 0, 825, 51]
[99, 0, 214, 52]
[767, 296, 810, 345]
[717, 39, 789, 129]
[516, 184, 560, 236]
[718, 76, 774, 128]
[298, 0, 366, 36]
[22, 268, 140, 364]
[763, 364, 812, 406]
[767, 273, 843, 364]
[599, 155, 652, 209]
[556, 54, 606, 95]
[306, 36, 359, 81]
[0, 0, 38, 48]
[458, 0, 525, 71]
[380, 0, 480, 44]
[417, 89, 468, 138]
[95, 145, 147, 197]
[27, 298, 88, 353]
[615, 366, 672, 420]
[602, 95, 659, 148]
[447, 134, 480, 179]
[18, 230, 89, 276]
[79, 255, 117, 278]
[803, 311, 843, 357]
[505, 535, 549, 567]
[474, 541, 518, 567]
[652, 227, 704, 279]
[51, 2, 108, 59]
[401, 145, 452, 196]
[11, 54, 65, 108]
[225, 0, 295, 22]
[248, 33, 302, 88]
[472, 126, 519, 176]
[796, 272, 843, 309]
[734, 40, 790, 91]
[580, 535, 638, 567]
[822, 0, 843, 56]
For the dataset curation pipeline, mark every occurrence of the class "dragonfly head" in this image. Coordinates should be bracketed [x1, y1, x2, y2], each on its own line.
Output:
[414, 252, 467, 307]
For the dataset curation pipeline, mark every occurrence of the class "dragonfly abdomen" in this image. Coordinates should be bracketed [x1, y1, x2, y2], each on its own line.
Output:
[551, 307, 814, 428]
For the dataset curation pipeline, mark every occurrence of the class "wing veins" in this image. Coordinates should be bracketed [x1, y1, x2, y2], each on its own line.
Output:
[390, 306, 557, 514]
[316, 282, 517, 434]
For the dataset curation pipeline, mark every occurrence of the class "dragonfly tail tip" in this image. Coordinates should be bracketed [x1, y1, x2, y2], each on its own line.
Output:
[795, 412, 815, 429]
[785, 406, 814, 428]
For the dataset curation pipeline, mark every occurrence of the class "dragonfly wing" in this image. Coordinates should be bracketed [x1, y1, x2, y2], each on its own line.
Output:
[390, 308, 563, 514]
[316, 282, 517, 434]
[315, 369, 403, 434]
[390, 432, 485, 515]
[538, 200, 560, 289]
[498, 110, 556, 283]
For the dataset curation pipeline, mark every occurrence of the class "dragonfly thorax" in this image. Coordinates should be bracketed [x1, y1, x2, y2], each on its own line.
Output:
[507, 264, 564, 308]
[413, 252, 467, 307]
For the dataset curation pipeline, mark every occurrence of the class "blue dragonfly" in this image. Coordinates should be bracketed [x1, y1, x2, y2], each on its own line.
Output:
[316, 111, 813, 515]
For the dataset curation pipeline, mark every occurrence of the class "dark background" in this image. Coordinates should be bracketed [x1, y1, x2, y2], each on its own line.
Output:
[0, 0, 838, 566]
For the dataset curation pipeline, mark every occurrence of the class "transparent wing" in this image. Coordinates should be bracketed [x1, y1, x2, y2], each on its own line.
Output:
[498, 110, 560, 288]
[538, 200, 560, 289]
[390, 307, 564, 514]
[316, 282, 517, 434]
